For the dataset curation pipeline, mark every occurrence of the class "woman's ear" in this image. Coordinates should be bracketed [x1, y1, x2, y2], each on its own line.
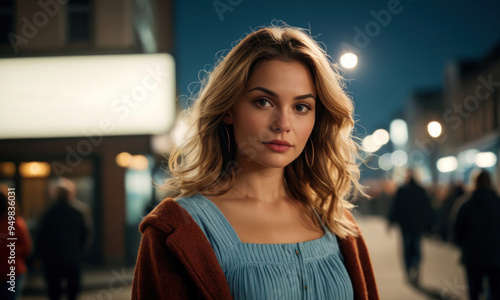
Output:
[223, 111, 233, 124]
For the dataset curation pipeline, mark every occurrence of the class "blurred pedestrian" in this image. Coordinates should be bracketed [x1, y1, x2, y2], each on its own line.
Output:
[388, 169, 433, 285]
[36, 179, 89, 300]
[58, 178, 93, 251]
[0, 185, 32, 300]
[454, 170, 500, 300]
[438, 183, 464, 241]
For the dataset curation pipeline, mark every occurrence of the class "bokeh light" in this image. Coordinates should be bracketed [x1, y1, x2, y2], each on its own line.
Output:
[475, 152, 497, 168]
[378, 153, 394, 171]
[340, 53, 358, 69]
[437, 156, 458, 173]
[427, 121, 442, 138]
[391, 150, 408, 167]
[390, 119, 408, 145]
[362, 135, 381, 153]
[372, 129, 390, 146]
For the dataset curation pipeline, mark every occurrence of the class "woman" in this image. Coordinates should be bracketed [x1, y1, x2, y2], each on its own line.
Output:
[132, 24, 379, 299]
[454, 170, 500, 300]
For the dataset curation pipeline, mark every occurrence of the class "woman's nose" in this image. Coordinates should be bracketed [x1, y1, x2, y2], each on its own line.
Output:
[270, 109, 291, 133]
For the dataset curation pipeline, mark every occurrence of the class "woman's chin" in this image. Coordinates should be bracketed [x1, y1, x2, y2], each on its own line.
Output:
[240, 155, 298, 170]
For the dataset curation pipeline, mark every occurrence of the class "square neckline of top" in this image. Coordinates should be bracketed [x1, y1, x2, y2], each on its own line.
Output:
[195, 193, 328, 246]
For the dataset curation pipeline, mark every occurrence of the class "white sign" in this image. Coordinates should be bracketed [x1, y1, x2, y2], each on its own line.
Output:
[0, 53, 176, 139]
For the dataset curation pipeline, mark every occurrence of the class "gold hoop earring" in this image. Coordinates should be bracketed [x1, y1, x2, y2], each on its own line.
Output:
[224, 125, 231, 154]
[305, 140, 315, 168]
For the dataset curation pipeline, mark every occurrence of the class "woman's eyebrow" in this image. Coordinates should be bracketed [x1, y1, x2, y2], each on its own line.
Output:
[247, 86, 316, 101]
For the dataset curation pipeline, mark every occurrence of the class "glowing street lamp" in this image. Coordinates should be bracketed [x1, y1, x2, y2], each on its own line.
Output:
[362, 135, 381, 153]
[390, 119, 408, 146]
[475, 152, 497, 168]
[427, 121, 442, 138]
[436, 156, 458, 173]
[340, 53, 358, 69]
[372, 129, 390, 146]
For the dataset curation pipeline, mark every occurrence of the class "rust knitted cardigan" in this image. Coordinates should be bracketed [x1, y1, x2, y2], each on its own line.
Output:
[132, 198, 379, 300]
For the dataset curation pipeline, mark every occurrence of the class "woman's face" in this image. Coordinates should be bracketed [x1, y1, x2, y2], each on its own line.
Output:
[224, 59, 317, 169]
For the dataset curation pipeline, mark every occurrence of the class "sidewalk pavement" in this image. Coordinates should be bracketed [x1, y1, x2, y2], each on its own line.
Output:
[22, 266, 135, 300]
[357, 214, 468, 300]
[22, 215, 468, 300]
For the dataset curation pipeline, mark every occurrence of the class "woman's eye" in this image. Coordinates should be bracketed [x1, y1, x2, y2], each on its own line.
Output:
[255, 99, 271, 107]
[296, 104, 310, 112]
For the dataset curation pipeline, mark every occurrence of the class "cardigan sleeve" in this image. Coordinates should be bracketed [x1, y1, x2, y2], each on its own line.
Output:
[132, 225, 201, 300]
[338, 211, 379, 300]
[352, 232, 379, 299]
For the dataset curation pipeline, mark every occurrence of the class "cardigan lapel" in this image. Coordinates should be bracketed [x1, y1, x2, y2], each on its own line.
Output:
[336, 211, 379, 300]
[337, 235, 368, 299]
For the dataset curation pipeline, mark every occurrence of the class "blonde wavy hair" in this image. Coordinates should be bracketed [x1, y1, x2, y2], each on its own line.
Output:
[163, 24, 366, 238]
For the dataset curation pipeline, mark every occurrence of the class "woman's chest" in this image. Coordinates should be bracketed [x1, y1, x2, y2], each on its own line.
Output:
[213, 199, 325, 244]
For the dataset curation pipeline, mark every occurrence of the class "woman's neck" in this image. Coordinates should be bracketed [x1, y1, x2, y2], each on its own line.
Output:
[229, 158, 290, 206]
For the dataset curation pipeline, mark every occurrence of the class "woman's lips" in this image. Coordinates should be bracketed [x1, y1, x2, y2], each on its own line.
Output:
[263, 142, 292, 152]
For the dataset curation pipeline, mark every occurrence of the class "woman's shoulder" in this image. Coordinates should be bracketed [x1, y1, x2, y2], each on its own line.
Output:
[139, 196, 201, 234]
[173, 194, 209, 216]
[174, 193, 203, 205]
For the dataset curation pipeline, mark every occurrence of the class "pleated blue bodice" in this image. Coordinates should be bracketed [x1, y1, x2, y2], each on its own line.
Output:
[176, 193, 354, 300]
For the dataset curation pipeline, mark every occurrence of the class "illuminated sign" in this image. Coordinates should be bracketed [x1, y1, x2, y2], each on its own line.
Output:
[0, 54, 175, 139]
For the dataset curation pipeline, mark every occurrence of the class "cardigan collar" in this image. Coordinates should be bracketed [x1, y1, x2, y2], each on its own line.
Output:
[140, 198, 233, 299]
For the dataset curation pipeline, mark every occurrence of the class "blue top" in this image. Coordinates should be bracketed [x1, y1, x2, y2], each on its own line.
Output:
[176, 194, 354, 300]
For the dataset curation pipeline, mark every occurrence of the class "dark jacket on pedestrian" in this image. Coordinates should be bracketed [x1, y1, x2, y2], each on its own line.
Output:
[36, 200, 88, 265]
[132, 198, 379, 300]
[388, 179, 433, 234]
[454, 188, 500, 267]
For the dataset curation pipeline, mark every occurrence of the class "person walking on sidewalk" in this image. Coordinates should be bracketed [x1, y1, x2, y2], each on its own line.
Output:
[388, 169, 433, 285]
[454, 170, 500, 300]
[36, 179, 89, 300]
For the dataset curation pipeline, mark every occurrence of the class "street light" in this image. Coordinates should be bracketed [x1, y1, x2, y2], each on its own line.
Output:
[427, 121, 442, 138]
[362, 135, 381, 153]
[436, 156, 458, 173]
[372, 129, 390, 146]
[475, 152, 497, 168]
[340, 53, 358, 69]
[389, 119, 408, 146]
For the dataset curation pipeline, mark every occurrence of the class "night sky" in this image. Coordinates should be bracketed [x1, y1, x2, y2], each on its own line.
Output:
[173, 0, 500, 135]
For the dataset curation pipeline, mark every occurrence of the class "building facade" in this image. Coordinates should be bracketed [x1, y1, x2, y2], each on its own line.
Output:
[443, 43, 500, 188]
[0, 0, 175, 266]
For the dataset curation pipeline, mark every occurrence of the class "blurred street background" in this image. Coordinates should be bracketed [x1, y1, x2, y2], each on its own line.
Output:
[1, 0, 500, 299]
[21, 215, 468, 300]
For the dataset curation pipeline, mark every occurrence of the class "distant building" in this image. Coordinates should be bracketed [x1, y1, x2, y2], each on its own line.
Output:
[400, 41, 500, 189]
[443, 42, 500, 188]
[0, 0, 176, 267]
